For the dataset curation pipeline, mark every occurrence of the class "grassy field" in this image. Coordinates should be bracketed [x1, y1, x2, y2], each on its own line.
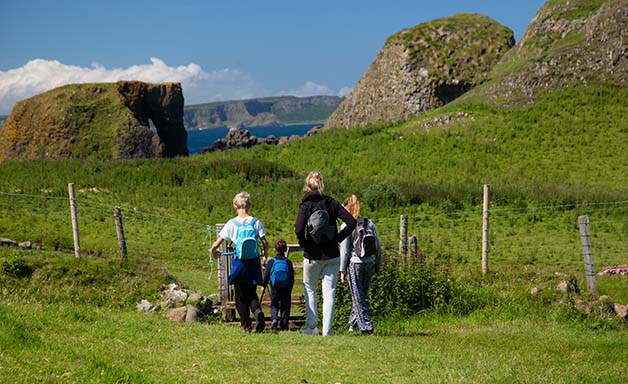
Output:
[2, 85, 628, 382]
[2, 301, 628, 383]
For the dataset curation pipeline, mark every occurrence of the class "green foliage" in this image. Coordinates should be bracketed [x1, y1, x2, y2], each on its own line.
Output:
[0, 252, 34, 279]
[362, 181, 405, 210]
[0, 249, 174, 308]
[546, 0, 606, 20]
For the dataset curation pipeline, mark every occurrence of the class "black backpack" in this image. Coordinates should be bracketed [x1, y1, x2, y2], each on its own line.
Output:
[353, 218, 377, 258]
[306, 200, 336, 244]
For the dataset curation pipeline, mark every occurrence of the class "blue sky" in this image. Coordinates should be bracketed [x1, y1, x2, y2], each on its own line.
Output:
[0, 0, 547, 114]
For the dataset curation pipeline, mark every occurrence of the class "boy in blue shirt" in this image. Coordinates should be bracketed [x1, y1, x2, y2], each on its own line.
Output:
[263, 239, 295, 331]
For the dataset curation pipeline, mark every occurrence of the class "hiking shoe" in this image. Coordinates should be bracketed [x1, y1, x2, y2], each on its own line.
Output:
[299, 327, 319, 335]
[254, 310, 265, 333]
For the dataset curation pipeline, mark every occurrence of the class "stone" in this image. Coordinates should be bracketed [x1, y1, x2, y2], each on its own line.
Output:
[184, 305, 207, 323]
[166, 307, 187, 322]
[186, 292, 203, 307]
[136, 299, 153, 312]
[161, 284, 188, 308]
[614, 303, 628, 319]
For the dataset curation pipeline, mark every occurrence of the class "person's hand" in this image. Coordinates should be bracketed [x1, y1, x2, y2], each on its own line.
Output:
[340, 271, 347, 284]
[211, 248, 221, 258]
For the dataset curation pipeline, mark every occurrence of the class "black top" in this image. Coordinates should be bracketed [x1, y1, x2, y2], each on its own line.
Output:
[294, 191, 357, 260]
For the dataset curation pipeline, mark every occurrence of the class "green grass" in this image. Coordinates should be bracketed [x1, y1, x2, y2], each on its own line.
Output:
[2, 84, 628, 382]
[1, 302, 627, 383]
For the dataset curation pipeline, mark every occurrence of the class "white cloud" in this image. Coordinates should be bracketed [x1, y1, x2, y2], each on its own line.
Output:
[280, 81, 333, 98]
[337, 86, 352, 97]
[0, 57, 264, 114]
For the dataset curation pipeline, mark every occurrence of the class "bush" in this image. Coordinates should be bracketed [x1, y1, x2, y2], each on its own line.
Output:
[0, 254, 33, 280]
[332, 263, 463, 329]
[363, 182, 405, 210]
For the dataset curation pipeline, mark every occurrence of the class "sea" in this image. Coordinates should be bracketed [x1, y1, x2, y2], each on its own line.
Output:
[186, 123, 320, 154]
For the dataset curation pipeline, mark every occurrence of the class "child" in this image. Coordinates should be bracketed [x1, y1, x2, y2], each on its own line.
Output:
[210, 191, 269, 333]
[263, 239, 295, 331]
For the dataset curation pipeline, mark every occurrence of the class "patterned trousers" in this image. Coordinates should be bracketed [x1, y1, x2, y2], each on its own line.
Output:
[347, 262, 375, 332]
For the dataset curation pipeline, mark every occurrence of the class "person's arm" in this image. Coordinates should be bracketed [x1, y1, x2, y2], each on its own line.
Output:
[260, 236, 269, 261]
[335, 202, 357, 243]
[288, 260, 295, 289]
[371, 220, 382, 274]
[339, 223, 351, 284]
[295, 202, 308, 246]
[209, 237, 225, 258]
[262, 258, 273, 287]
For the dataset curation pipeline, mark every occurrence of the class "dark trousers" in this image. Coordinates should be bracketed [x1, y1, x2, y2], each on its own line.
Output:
[234, 283, 261, 328]
[270, 286, 291, 330]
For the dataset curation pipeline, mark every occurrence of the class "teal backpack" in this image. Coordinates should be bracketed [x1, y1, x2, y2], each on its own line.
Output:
[232, 217, 259, 260]
[270, 258, 290, 288]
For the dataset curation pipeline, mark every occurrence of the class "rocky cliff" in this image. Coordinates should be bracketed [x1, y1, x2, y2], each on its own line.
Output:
[325, 14, 514, 129]
[465, 0, 628, 105]
[184, 95, 342, 129]
[0, 81, 188, 161]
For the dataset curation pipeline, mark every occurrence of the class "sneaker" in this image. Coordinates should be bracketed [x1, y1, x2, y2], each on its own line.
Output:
[270, 320, 279, 332]
[348, 326, 355, 333]
[254, 310, 265, 333]
[241, 325, 252, 333]
[299, 327, 319, 335]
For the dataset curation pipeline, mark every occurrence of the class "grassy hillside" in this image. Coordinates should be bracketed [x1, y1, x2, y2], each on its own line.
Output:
[2, 84, 628, 382]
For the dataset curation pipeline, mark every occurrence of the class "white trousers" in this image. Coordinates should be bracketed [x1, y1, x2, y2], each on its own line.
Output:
[302, 257, 340, 336]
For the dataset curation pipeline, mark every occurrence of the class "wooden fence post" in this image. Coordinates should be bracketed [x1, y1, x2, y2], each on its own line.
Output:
[399, 215, 408, 266]
[114, 207, 128, 258]
[409, 235, 418, 266]
[216, 224, 235, 321]
[482, 184, 490, 275]
[578, 215, 597, 296]
[68, 183, 81, 260]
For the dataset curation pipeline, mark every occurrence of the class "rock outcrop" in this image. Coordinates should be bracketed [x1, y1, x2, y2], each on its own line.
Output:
[202, 125, 323, 152]
[325, 14, 514, 129]
[0, 81, 188, 160]
[466, 0, 628, 105]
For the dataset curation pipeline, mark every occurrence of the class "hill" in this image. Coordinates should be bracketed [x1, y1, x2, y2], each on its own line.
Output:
[0, 115, 6, 128]
[183, 95, 342, 130]
[0, 81, 188, 160]
[460, 0, 628, 106]
[2, 1, 628, 380]
[325, 13, 514, 129]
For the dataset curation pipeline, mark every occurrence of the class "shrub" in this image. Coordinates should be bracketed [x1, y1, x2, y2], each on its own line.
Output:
[0, 254, 33, 279]
[363, 182, 405, 210]
[332, 262, 463, 329]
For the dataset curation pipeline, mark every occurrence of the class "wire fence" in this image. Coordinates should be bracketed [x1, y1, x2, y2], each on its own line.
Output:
[373, 200, 628, 276]
[2, 189, 627, 287]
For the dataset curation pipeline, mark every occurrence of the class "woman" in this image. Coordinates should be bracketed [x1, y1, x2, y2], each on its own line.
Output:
[295, 171, 356, 336]
[340, 194, 382, 334]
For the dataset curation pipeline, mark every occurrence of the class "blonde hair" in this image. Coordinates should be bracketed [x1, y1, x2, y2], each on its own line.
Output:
[343, 194, 361, 219]
[232, 191, 251, 211]
[303, 171, 325, 194]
